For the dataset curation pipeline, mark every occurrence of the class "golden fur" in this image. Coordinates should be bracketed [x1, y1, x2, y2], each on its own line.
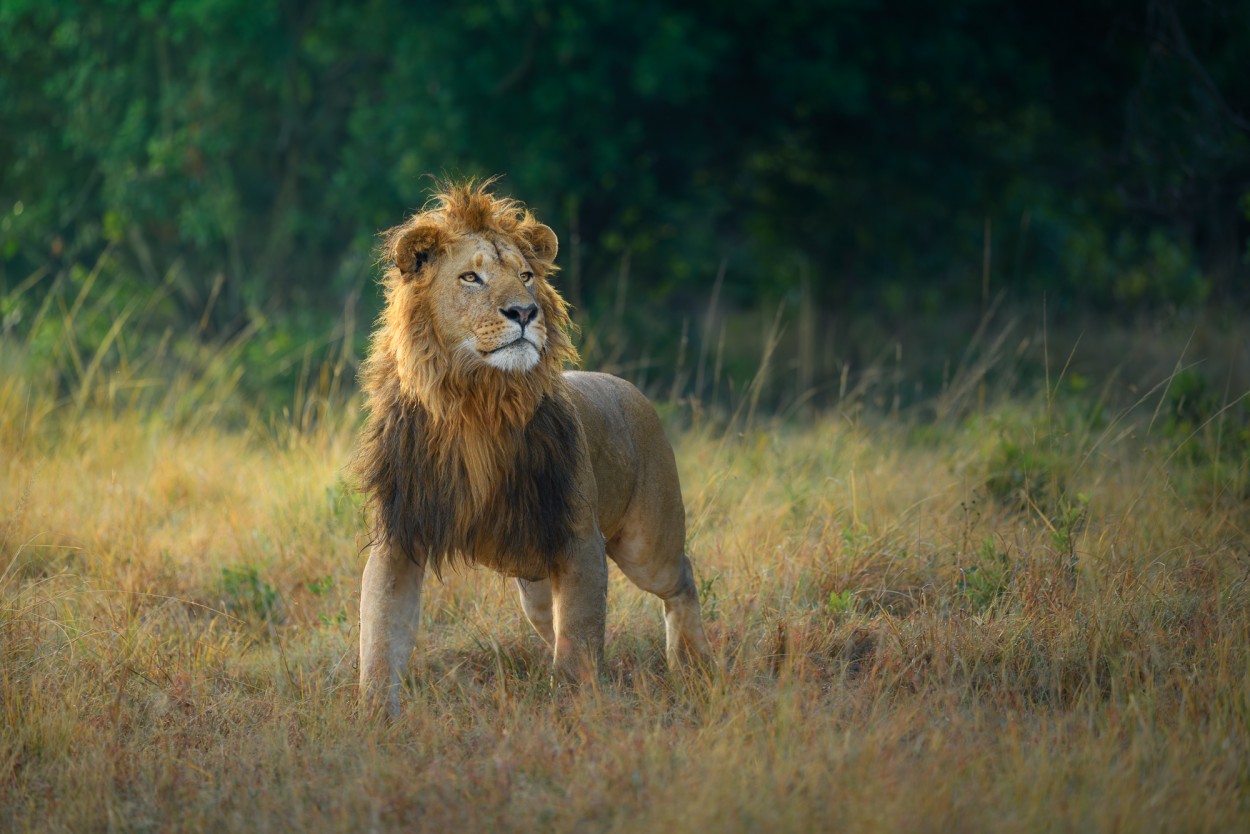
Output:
[355, 179, 710, 717]
[353, 181, 581, 577]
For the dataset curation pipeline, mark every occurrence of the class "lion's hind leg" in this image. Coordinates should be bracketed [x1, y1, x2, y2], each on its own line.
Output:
[660, 552, 712, 667]
[516, 578, 556, 647]
[609, 530, 711, 668]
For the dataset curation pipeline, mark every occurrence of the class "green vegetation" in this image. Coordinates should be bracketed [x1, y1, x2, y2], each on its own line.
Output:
[3, 0, 1248, 349]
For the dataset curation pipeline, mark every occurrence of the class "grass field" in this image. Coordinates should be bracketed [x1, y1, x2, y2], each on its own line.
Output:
[2, 295, 1249, 832]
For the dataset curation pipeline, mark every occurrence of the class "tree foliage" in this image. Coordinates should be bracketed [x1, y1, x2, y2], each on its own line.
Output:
[2, 0, 1247, 333]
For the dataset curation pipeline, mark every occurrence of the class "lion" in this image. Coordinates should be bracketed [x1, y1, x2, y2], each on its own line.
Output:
[353, 179, 710, 716]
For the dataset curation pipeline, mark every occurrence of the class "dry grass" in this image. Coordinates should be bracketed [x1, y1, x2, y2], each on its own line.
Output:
[2, 303, 1249, 832]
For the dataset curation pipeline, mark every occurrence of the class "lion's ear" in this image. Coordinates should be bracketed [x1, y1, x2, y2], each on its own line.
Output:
[392, 221, 448, 277]
[521, 223, 558, 267]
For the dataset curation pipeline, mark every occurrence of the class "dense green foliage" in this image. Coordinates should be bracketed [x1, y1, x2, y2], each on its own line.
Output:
[2, 0, 1248, 336]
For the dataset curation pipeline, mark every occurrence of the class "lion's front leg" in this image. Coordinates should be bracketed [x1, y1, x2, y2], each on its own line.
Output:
[516, 578, 556, 647]
[550, 533, 608, 683]
[359, 540, 424, 719]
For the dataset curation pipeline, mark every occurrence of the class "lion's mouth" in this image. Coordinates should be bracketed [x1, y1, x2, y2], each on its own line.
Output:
[483, 337, 539, 356]
[477, 333, 543, 373]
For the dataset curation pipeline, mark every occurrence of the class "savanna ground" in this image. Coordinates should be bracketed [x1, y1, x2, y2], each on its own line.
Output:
[2, 284, 1249, 832]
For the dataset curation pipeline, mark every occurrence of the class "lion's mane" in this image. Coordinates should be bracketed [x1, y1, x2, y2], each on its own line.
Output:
[351, 181, 582, 579]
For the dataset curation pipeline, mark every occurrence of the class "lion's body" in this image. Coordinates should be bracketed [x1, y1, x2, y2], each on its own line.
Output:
[564, 371, 687, 562]
[354, 181, 709, 716]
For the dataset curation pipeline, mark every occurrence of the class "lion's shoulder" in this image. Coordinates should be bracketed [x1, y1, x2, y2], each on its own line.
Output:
[563, 371, 664, 436]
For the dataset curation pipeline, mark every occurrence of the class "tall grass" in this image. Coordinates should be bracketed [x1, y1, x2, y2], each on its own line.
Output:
[2, 271, 1249, 832]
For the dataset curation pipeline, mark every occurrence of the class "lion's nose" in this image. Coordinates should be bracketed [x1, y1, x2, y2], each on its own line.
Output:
[501, 304, 538, 326]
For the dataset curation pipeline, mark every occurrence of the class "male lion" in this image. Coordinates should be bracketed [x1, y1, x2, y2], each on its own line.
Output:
[353, 180, 710, 716]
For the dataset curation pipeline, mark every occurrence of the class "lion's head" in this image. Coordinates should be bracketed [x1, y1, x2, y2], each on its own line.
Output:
[371, 180, 577, 428]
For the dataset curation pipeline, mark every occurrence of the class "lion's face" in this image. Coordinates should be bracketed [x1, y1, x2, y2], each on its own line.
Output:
[426, 232, 548, 374]
[374, 185, 577, 421]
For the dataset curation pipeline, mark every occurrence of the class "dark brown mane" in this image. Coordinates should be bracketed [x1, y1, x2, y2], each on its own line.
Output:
[352, 370, 580, 579]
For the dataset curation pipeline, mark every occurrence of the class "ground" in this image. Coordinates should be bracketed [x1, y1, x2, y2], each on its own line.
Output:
[2, 313, 1248, 832]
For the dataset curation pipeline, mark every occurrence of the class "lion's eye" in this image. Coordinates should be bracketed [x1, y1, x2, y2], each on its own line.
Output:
[459, 272, 482, 285]
[519, 271, 534, 284]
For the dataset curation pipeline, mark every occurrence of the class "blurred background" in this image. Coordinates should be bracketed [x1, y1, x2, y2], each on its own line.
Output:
[2, 0, 1247, 418]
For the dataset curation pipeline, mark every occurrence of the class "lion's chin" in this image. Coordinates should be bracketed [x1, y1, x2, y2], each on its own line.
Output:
[481, 340, 541, 373]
